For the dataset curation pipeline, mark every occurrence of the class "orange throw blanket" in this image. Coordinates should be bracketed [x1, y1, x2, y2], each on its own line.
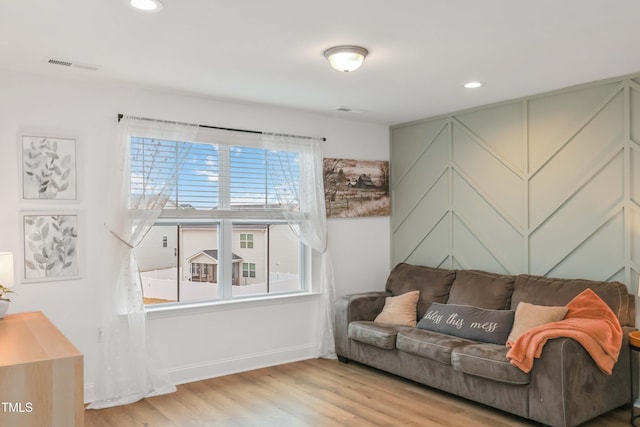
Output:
[505, 288, 622, 375]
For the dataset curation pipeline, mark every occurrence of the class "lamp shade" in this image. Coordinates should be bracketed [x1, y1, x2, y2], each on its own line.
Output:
[324, 45, 368, 72]
[0, 252, 14, 288]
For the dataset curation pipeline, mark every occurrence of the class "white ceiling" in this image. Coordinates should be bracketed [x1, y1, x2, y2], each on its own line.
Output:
[1, 0, 640, 125]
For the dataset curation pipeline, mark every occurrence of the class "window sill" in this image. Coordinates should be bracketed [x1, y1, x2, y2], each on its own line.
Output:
[145, 292, 321, 320]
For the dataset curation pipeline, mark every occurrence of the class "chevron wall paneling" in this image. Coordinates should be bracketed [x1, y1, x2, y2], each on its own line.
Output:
[391, 74, 640, 293]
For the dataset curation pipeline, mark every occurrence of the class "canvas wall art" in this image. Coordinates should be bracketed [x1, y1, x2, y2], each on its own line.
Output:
[21, 135, 77, 200]
[323, 158, 390, 218]
[22, 213, 80, 282]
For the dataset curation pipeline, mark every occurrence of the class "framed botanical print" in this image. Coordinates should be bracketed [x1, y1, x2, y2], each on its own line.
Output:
[20, 135, 77, 200]
[22, 212, 80, 282]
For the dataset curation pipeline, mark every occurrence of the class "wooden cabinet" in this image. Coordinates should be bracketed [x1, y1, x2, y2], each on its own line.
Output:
[0, 311, 83, 427]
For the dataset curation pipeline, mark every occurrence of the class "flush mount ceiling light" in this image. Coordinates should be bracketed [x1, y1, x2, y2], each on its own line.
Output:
[129, 0, 163, 12]
[464, 81, 483, 89]
[324, 45, 368, 73]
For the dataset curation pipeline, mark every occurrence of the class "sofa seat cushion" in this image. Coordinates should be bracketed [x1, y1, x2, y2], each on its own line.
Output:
[396, 328, 476, 365]
[451, 343, 530, 385]
[348, 321, 411, 349]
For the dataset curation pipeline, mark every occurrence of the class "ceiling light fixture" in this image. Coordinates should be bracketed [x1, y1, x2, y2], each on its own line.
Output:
[464, 81, 483, 89]
[129, 0, 164, 12]
[324, 45, 368, 73]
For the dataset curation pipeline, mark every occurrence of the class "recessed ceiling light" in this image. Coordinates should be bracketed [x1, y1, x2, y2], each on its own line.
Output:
[129, 0, 163, 12]
[464, 81, 483, 89]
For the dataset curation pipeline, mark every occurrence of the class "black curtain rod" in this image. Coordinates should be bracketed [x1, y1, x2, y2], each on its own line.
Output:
[117, 114, 326, 141]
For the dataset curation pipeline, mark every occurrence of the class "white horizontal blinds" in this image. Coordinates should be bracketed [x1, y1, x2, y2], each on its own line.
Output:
[130, 137, 215, 214]
[265, 149, 301, 211]
[222, 145, 301, 216]
[230, 146, 299, 210]
[130, 134, 300, 219]
[228, 146, 267, 209]
[130, 137, 180, 207]
[176, 142, 219, 211]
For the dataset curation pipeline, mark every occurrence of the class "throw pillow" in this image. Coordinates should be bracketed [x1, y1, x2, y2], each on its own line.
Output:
[385, 263, 456, 319]
[374, 290, 420, 327]
[417, 303, 515, 345]
[506, 302, 569, 345]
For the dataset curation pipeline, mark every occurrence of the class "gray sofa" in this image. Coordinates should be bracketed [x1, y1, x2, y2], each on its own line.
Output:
[335, 263, 636, 427]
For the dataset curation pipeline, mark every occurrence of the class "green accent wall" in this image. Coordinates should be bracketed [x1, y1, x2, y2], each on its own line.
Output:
[391, 74, 640, 292]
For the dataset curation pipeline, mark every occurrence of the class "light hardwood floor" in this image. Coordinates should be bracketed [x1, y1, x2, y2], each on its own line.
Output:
[85, 358, 630, 426]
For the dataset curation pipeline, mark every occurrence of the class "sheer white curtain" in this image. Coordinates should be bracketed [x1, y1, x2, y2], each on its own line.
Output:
[261, 133, 336, 358]
[88, 116, 199, 409]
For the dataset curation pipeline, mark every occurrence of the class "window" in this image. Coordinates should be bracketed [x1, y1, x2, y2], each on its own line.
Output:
[132, 131, 306, 305]
[242, 263, 256, 278]
[191, 263, 215, 283]
[240, 233, 253, 249]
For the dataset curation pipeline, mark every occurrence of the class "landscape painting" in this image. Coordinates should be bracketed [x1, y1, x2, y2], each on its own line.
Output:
[323, 158, 390, 218]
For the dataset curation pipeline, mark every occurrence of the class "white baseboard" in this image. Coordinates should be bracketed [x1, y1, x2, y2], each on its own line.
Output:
[168, 343, 317, 385]
[84, 344, 317, 404]
[84, 384, 96, 404]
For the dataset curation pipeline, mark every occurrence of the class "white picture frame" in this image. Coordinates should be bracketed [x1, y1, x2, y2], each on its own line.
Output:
[21, 212, 81, 282]
[20, 134, 78, 201]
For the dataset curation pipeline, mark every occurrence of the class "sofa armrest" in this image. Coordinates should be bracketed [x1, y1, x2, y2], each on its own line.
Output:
[334, 291, 389, 360]
[528, 327, 634, 427]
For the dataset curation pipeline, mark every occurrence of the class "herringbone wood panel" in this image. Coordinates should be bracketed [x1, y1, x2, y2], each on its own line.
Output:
[391, 77, 640, 288]
[85, 358, 629, 426]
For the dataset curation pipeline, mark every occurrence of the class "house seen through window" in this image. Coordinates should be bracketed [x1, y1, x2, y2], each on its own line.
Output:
[131, 134, 305, 305]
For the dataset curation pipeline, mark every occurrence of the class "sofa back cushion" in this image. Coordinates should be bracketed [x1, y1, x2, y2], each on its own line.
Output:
[385, 263, 456, 319]
[447, 270, 515, 310]
[511, 274, 634, 327]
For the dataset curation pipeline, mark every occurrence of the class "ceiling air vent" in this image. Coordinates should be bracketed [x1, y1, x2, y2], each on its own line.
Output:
[48, 58, 72, 67]
[335, 106, 365, 114]
[47, 58, 100, 71]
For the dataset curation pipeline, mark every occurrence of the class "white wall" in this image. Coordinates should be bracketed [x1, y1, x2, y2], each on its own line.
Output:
[0, 68, 390, 401]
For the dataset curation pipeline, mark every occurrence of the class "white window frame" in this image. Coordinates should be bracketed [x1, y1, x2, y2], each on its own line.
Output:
[129, 126, 318, 317]
[145, 222, 314, 318]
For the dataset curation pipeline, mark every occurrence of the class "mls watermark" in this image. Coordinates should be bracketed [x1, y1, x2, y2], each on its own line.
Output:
[1, 402, 33, 413]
